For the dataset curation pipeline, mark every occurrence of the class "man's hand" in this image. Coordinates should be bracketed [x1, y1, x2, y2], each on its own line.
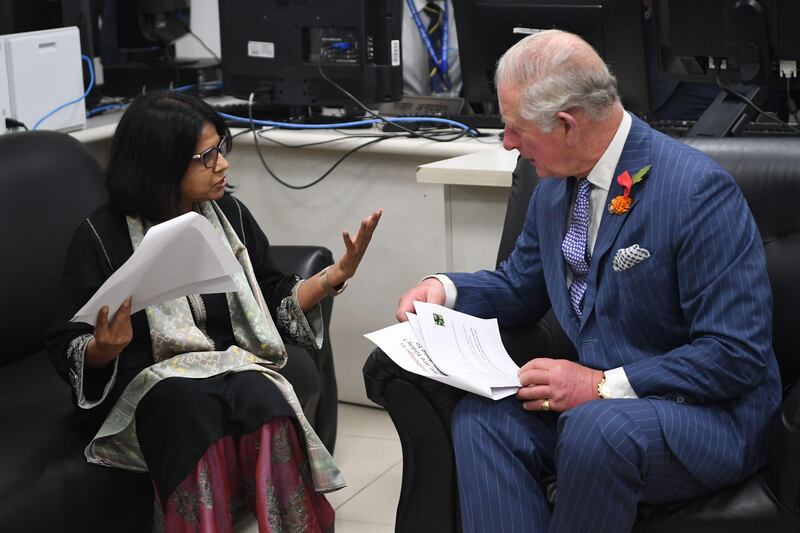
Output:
[516, 358, 603, 412]
[395, 277, 446, 322]
[86, 298, 133, 368]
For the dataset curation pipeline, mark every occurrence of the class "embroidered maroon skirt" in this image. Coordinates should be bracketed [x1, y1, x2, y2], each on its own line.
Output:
[136, 371, 334, 532]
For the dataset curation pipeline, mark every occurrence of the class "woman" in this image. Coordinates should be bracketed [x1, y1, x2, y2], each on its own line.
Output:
[46, 91, 381, 532]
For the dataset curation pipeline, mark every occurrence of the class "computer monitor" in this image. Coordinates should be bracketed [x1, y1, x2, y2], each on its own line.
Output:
[218, 0, 403, 113]
[654, 0, 800, 86]
[653, 0, 800, 135]
[99, 0, 220, 97]
[452, 0, 650, 114]
[100, 0, 189, 65]
[0, 0, 101, 106]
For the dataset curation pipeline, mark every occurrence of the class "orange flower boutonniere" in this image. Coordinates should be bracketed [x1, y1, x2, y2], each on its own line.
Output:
[608, 165, 651, 215]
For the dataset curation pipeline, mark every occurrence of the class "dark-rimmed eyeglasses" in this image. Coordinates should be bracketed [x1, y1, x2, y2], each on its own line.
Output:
[191, 135, 229, 169]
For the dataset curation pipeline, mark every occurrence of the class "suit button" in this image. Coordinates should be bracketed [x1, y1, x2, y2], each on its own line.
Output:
[676, 396, 685, 404]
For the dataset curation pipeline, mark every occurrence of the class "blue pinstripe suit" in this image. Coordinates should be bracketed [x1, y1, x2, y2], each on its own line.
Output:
[448, 115, 781, 532]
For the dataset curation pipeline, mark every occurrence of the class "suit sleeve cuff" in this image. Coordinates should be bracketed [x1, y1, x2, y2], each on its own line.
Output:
[604, 367, 639, 399]
[420, 274, 458, 308]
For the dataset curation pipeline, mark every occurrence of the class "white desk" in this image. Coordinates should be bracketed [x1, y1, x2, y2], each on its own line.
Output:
[70, 113, 506, 405]
[417, 147, 517, 187]
[417, 147, 518, 273]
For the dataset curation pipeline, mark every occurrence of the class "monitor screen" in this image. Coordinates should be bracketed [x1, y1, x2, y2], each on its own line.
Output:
[653, 0, 800, 89]
[0, 0, 97, 58]
[218, 0, 403, 109]
[101, 0, 188, 63]
[452, 0, 650, 114]
[0, 0, 100, 103]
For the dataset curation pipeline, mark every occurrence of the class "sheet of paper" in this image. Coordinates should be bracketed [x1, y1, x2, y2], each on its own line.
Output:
[71, 212, 242, 326]
[364, 321, 447, 378]
[413, 301, 521, 387]
[365, 303, 522, 400]
[405, 312, 426, 346]
[364, 321, 516, 399]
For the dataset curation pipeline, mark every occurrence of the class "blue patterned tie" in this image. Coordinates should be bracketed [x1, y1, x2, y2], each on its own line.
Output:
[562, 179, 592, 318]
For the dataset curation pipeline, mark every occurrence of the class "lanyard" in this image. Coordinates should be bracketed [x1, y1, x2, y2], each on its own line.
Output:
[406, 0, 450, 89]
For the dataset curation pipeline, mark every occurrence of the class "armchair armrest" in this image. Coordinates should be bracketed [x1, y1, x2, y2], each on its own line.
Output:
[270, 245, 333, 280]
[363, 348, 464, 418]
[269, 244, 334, 349]
[767, 381, 800, 514]
[363, 349, 464, 533]
[270, 245, 338, 452]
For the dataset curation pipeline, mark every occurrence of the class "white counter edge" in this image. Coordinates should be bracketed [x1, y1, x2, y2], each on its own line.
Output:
[416, 147, 519, 187]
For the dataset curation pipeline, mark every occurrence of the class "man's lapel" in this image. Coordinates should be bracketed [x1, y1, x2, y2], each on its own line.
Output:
[545, 177, 580, 340]
[579, 116, 652, 330]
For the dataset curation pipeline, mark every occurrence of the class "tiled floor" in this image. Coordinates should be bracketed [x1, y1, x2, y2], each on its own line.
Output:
[235, 403, 402, 533]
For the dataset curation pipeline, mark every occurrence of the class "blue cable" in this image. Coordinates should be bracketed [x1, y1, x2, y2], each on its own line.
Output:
[86, 103, 125, 118]
[32, 54, 94, 130]
[174, 81, 223, 92]
[71, 60, 474, 135]
[86, 81, 225, 118]
[218, 112, 476, 135]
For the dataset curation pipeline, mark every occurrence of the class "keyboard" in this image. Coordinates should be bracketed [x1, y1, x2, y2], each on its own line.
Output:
[214, 102, 506, 132]
[386, 113, 504, 131]
[213, 102, 373, 128]
[649, 118, 800, 137]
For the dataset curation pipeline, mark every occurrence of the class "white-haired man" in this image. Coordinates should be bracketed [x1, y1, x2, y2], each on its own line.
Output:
[395, 30, 779, 532]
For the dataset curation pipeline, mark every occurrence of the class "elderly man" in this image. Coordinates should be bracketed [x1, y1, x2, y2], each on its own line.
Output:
[395, 30, 780, 532]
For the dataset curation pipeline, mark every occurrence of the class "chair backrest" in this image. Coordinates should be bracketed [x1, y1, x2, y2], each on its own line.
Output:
[0, 131, 107, 365]
[498, 136, 800, 387]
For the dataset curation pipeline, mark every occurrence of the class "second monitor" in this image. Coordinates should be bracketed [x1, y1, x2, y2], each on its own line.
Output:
[453, 0, 650, 115]
[219, 0, 403, 115]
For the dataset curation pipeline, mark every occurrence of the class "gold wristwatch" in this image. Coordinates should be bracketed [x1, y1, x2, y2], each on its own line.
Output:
[597, 374, 613, 399]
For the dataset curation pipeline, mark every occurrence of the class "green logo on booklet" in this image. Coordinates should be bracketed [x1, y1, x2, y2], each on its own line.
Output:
[433, 313, 445, 327]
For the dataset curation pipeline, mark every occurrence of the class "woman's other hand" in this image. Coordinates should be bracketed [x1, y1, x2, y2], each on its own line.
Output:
[86, 298, 133, 368]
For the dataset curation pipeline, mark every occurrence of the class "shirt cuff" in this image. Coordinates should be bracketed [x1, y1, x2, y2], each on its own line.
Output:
[420, 274, 458, 308]
[604, 367, 639, 399]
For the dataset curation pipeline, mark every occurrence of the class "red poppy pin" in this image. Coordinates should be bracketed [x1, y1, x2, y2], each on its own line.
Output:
[608, 165, 651, 215]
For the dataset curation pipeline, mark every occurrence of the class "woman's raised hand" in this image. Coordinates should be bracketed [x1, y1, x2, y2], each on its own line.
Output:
[335, 209, 383, 281]
[297, 210, 382, 311]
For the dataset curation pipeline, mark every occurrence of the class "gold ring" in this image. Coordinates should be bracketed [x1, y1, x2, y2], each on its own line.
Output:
[541, 399, 551, 412]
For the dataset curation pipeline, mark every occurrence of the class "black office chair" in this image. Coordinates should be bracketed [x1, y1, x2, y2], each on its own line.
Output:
[364, 136, 800, 533]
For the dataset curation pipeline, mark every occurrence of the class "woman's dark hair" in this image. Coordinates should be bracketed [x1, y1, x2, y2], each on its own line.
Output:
[105, 91, 231, 222]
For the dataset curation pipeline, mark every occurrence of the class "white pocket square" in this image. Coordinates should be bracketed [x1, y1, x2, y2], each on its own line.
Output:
[613, 244, 651, 272]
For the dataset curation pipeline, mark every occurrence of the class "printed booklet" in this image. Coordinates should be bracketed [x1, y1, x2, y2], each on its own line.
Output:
[365, 301, 521, 400]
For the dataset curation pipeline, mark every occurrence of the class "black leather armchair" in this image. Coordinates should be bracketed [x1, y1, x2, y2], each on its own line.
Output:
[0, 130, 338, 532]
[364, 136, 800, 533]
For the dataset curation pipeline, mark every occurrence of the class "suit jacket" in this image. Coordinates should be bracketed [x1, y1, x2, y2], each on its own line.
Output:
[449, 115, 782, 488]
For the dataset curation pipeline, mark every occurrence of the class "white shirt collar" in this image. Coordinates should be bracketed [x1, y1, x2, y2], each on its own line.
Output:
[585, 111, 632, 192]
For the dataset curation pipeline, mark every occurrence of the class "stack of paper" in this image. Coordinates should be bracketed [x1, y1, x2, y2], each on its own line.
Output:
[72, 212, 242, 326]
[365, 302, 521, 400]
